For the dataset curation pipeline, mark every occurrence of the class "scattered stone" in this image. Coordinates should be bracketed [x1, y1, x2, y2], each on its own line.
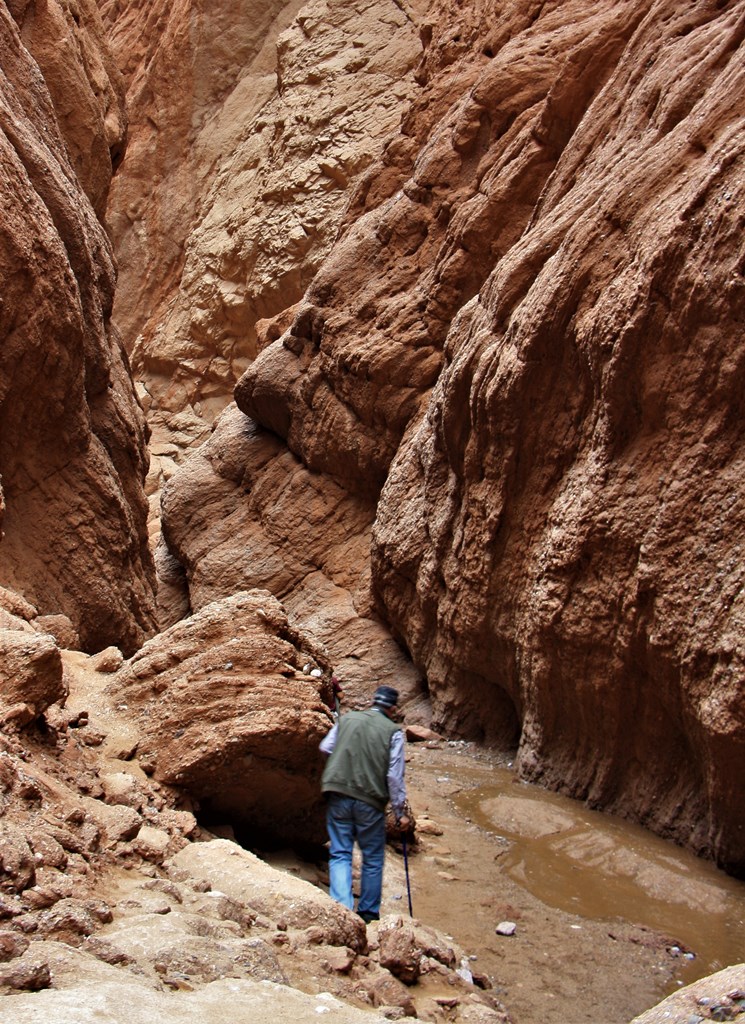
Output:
[0, 931, 30, 962]
[37, 898, 100, 937]
[22, 886, 61, 910]
[363, 968, 418, 1016]
[378, 919, 423, 983]
[34, 868, 73, 901]
[0, 958, 51, 991]
[379, 1007, 408, 1021]
[83, 937, 135, 966]
[436, 996, 460, 1008]
[65, 807, 86, 826]
[158, 809, 198, 838]
[495, 922, 517, 937]
[416, 817, 445, 836]
[80, 729, 106, 747]
[47, 824, 90, 856]
[322, 946, 356, 974]
[85, 900, 114, 925]
[0, 824, 36, 893]
[710, 1006, 737, 1022]
[0, 631, 65, 726]
[405, 725, 444, 743]
[141, 878, 184, 904]
[82, 799, 143, 844]
[28, 832, 68, 870]
[0, 895, 24, 919]
[15, 774, 42, 802]
[33, 614, 79, 651]
[101, 772, 143, 809]
[133, 826, 172, 863]
[89, 647, 124, 673]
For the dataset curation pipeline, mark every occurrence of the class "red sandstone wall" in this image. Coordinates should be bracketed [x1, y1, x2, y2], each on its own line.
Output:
[0, 0, 155, 653]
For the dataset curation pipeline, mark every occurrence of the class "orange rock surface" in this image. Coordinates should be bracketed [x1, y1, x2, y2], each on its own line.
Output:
[0, 1, 155, 653]
[101, 0, 426, 431]
[235, 0, 745, 873]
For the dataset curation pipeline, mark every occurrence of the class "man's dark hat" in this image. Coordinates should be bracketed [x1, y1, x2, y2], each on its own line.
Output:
[373, 685, 399, 708]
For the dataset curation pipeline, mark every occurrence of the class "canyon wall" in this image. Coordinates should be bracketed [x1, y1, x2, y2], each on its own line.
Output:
[0, 0, 156, 653]
[236, 0, 745, 873]
[100, 0, 426, 437]
[97, 0, 744, 871]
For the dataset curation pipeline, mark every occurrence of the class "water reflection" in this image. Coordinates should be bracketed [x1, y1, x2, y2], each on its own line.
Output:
[455, 771, 745, 983]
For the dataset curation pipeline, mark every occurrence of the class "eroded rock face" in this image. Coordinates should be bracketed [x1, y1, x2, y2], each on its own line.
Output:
[112, 590, 337, 844]
[101, 0, 426, 434]
[10, 0, 127, 216]
[0, 1, 155, 653]
[159, 404, 421, 709]
[236, 0, 745, 872]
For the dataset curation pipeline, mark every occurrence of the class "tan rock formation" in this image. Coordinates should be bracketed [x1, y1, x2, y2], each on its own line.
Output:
[630, 963, 745, 1024]
[234, 0, 745, 873]
[2, 941, 397, 1023]
[0, 630, 65, 727]
[0, 1, 155, 653]
[159, 404, 421, 708]
[169, 839, 367, 951]
[101, 0, 426, 440]
[112, 590, 337, 845]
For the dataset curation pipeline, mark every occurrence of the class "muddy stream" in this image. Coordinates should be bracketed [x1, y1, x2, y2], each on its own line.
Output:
[327, 741, 744, 1024]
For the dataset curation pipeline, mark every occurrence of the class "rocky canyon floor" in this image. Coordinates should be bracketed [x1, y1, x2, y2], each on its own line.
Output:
[1, 650, 743, 1024]
[269, 741, 745, 1024]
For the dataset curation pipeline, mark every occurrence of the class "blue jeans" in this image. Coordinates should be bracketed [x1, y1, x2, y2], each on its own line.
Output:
[326, 794, 386, 917]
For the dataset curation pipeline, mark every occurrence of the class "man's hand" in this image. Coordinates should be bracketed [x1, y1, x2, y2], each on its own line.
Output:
[397, 815, 411, 831]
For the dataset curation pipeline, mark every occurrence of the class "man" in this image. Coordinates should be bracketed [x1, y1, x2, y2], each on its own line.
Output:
[320, 684, 411, 923]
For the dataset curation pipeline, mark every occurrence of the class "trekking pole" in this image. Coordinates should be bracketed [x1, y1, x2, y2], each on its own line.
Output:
[401, 833, 413, 917]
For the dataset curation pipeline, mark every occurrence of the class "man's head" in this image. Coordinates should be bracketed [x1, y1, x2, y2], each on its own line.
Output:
[372, 685, 399, 715]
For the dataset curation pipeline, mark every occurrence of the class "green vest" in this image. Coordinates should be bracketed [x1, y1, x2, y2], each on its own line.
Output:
[322, 709, 400, 812]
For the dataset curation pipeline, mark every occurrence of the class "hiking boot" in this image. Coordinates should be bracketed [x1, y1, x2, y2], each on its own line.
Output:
[358, 911, 379, 924]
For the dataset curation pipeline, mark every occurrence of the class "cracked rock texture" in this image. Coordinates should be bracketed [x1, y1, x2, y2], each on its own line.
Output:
[0, 0, 155, 653]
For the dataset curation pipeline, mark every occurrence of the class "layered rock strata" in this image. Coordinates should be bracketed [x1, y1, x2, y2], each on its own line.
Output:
[235, 0, 745, 873]
[0, 1, 155, 653]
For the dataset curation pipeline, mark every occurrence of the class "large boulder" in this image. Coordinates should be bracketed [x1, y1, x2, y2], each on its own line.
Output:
[168, 838, 367, 951]
[0, 630, 65, 726]
[112, 591, 336, 844]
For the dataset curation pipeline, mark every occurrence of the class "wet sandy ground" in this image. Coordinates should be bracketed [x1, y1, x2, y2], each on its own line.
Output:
[373, 741, 745, 1024]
